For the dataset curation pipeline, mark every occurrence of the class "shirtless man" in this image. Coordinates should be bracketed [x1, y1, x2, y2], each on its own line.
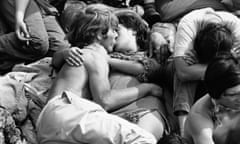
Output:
[36, 4, 161, 144]
[56, 7, 172, 141]
[184, 54, 240, 144]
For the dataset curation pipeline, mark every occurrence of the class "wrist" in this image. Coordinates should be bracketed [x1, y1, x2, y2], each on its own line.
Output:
[16, 11, 24, 22]
[108, 57, 118, 65]
[141, 83, 154, 95]
[62, 49, 70, 59]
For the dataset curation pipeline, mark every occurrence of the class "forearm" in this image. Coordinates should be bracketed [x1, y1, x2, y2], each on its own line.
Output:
[194, 132, 215, 144]
[174, 57, 207, 81]
[109, 58, 145, 75]
[104, 83, 153, 112]
[92, 82, 153, 112]
[52, 49, 66, 70]
[15, 0, 30, 21]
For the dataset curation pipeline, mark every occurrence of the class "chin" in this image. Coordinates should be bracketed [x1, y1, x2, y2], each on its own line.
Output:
[107, 47, 113, 53]
[113, 47, 122, 52]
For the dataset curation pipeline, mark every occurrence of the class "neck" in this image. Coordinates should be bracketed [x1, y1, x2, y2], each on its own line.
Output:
[129, 41, 139, 52]
[84, 43, 108, 56]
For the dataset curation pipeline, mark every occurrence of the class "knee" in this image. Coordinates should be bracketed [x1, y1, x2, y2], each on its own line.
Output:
[29, 36, 49, 57]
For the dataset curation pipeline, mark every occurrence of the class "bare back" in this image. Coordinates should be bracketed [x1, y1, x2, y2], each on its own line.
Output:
[185, 95, 240, 144]
[48, 47, 110, 102]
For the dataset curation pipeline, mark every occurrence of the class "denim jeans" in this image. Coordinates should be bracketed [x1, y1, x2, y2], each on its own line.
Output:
[173, 75, 198, 115]
[0, 0, 69, 73]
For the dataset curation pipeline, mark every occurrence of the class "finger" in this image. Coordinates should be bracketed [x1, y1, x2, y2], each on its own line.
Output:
[66, 57, 80, 66]
[78, 55, 84, 63]
[71, 49, 82, 57]
[75, 49, 84, 62]
[21, 24, 30, 38]
[76, 48, 83, 54]
[70, 59, 82, 66]
[68, 53, 82, 65]
[66, 59, 74, 66]
[16, 30, 28, 41]
[71, 51, 84, 63]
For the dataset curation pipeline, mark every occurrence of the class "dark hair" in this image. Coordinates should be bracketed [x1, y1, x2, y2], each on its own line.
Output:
[114, 9, 149, 51]
[67, 4, 118, 47]
[158, 133, 190, 144]
[194, 23, 233, 64]
[60, 1, 87, 33]
[226, 129, 240, 144]
[204, 53, 240, 99]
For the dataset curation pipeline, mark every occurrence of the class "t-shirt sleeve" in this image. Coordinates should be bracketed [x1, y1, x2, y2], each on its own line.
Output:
[174, 20, 195, 58]
[219, 11, 240, 55]
[174, 8, 215, 59]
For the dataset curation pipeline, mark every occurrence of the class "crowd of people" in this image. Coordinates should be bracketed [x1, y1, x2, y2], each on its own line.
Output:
[0, 0, 240, 144]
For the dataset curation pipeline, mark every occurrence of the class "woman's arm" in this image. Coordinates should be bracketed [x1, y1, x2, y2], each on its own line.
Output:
[174, 57, 207, 81]
[52, 49, 67, 70]
[109, 58, 145, 75]
[109, 52, 160, 78]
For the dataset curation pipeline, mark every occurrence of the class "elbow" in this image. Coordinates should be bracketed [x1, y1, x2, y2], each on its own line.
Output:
[101, 102, 112, 112]
[102, 104, 111, 112]
[130, 64, 145, 75]
[137, 66, 145, 74]
[100, 96, 116, 112]
[174, 58, 191, 82]
[29, 36, 49, 58]
[101, 101, 113, 112]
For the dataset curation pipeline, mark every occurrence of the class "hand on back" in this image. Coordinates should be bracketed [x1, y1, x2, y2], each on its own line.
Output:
[64, 47, 84, 66]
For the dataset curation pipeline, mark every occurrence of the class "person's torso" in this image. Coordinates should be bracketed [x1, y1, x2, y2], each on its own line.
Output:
[49, 48, 109, 100]
[185, 95, 240, 144]
[213, 112, 240, 144]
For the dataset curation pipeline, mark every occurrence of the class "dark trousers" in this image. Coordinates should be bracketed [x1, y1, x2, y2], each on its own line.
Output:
[0, 0, 69, 73]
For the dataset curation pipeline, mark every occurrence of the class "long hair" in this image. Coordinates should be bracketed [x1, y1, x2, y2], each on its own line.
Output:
[60, 1, 87, 33]
[67, 4, 118, 48]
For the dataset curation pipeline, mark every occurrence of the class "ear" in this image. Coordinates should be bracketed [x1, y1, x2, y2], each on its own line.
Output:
[131, 29, 137, 36]
[96, 32, 103, 41]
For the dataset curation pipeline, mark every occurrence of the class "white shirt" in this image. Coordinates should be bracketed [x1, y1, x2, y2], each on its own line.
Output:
[174, 8, 240, 63]
[36, 91, 157, 144]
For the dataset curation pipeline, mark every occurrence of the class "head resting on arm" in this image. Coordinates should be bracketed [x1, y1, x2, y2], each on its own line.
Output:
[194, 22, 233, 64]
